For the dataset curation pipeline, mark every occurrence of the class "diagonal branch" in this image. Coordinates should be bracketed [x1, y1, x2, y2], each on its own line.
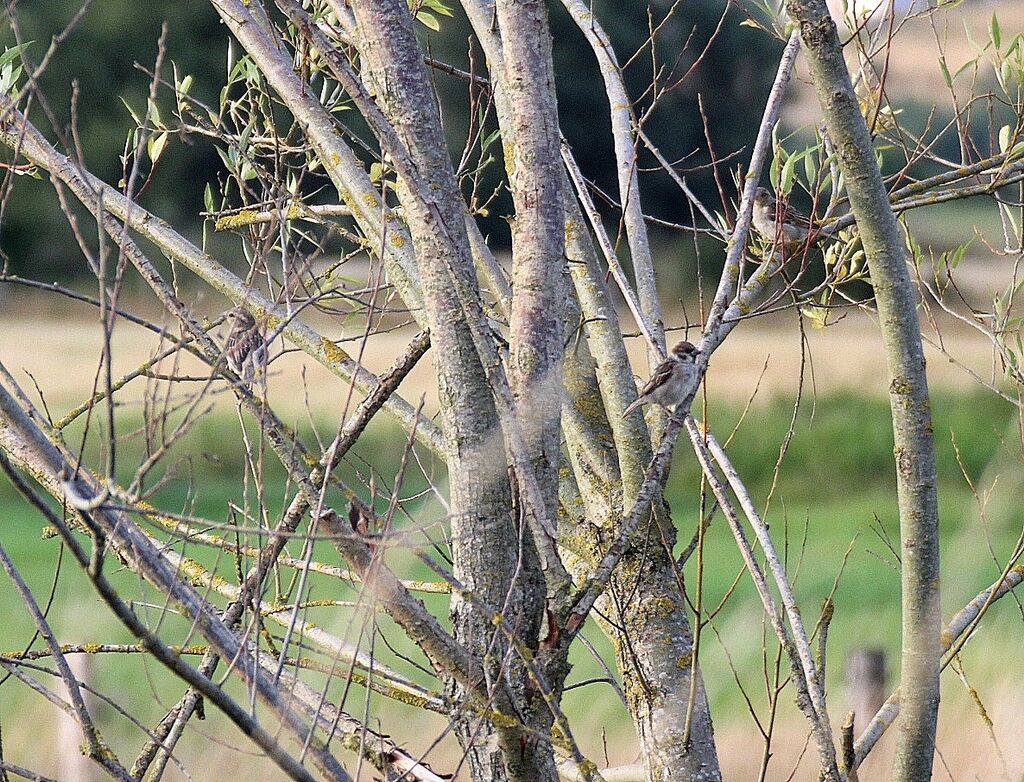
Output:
[560, 0, 665, 367]
[0, 544, 133, 782]
[0, 394, 349, 782]
[701, 430, 829, 723]
[0, 93, 442, 455]
[701, 30, 800, 345]
[683, 417, 839, 781]
[854, 566, 1024, 768]
[318, 508, 481, 688]
[282, 0, 572, 602]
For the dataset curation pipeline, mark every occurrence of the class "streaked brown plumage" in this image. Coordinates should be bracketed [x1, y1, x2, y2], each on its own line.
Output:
[622, 340, 701, 418]
[752, 187, 813, 247]
[223, 307, 267, 386]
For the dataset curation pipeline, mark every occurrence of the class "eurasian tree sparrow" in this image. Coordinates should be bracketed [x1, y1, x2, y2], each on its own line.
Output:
[223, 307, 268, 386]
[622, 340, 701, 418]
[752, 187, 814, 247]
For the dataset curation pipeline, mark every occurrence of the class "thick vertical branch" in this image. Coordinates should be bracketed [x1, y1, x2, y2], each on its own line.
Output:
[207, 0, 426, 321]
[489, 6, 569, 777]
[334, 2, 563, 780]
[458, 3, 721, 780]
[495, 0, 566, 581]
[560, 0, 665, 366]
[782, 3, 941, 779]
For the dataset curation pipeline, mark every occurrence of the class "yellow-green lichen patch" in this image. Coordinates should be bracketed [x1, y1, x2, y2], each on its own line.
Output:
[178, 557, 230, 590]
[564, 217, 582, 246]
[321, 337, 347, 365]
[404, 579, 451, 594]
[644, 596, 677, 620]
[483, 707, 521, 730]
[939, 626, 954, 648]
[556, 527, 601, 566]
[214, 209, 258, 231]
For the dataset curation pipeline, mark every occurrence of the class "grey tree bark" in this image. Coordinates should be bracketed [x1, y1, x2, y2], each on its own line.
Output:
[782, 2, 942, 779]
[344, 2, 560, 779]
[455, 3, 721, 779]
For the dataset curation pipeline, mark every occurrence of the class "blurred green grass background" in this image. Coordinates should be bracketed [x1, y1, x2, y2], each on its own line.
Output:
[1, 390, 1022, 777]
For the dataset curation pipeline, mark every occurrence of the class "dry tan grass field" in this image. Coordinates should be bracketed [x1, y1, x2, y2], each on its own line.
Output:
[0, 297, 1006, 427]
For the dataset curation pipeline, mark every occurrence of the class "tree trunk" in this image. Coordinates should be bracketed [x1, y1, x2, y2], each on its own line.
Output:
[782, 3, 942, 779]
[347, 2, 558, 779]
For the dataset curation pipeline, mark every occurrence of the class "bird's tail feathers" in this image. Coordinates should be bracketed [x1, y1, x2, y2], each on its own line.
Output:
[622, 397, 644, 419]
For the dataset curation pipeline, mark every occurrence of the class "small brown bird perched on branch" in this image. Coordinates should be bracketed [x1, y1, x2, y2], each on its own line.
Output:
[752, 187, 815, 248]
[223, 306, 268, 386]
[622, 340, 701, 418]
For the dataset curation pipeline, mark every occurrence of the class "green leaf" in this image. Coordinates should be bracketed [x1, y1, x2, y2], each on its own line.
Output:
[939, 58, 952, 88]
[801, 301, 830, 329]
[780, 150, 798, 194]
[214, 145, 233, 171]
[417, 10, 440, 30]
[769, 129, 784, 191]
[804, 148, 818, 186]
[481, 129, 501, 153]
[815, 171, 832, 195]
[999, 59, 1013, 91]
[203, 183, 215, 214]
[963, 18, 985, 55]
[990, 12, 1001, 50]
[422, 0, 454, 16]
[949, 239, 972, 268]
[120, 96, 143, 126]
[147, 131, 168, 163]
[0, 63, 22, 96]
[951, 59, 976, 82]
[228, 52, 252, 85]
[147, 98, 163, 130]
[0, 42, 31, 70]
[906, 231, 924, 265]
[999, 124, 1011, 153]
[238, 119, 255, 154]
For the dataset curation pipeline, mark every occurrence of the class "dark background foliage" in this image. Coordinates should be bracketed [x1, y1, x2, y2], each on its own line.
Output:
[0, 0, 780, 279]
